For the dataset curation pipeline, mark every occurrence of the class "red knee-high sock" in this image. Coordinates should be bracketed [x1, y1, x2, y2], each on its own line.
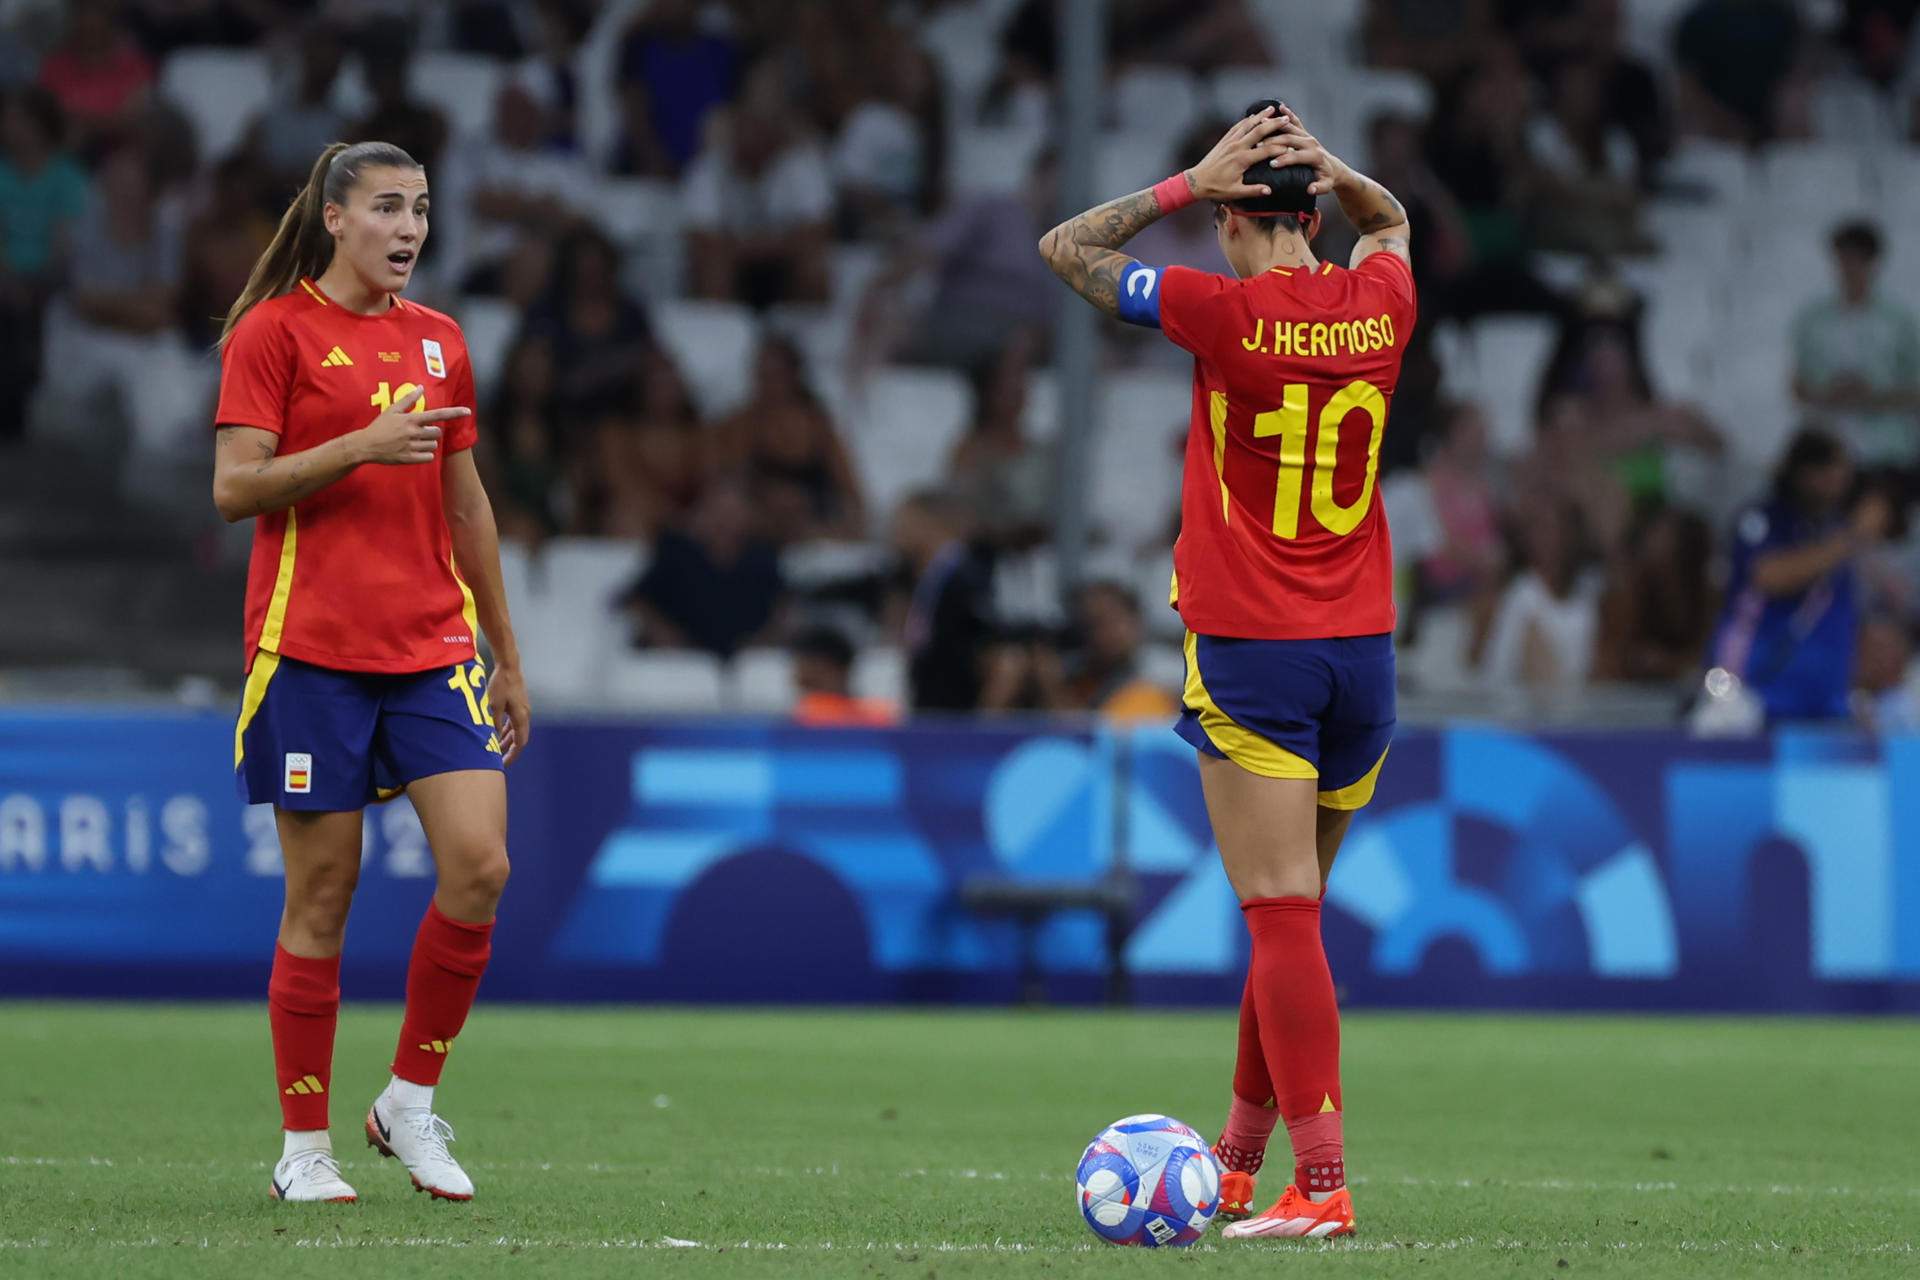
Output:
[391, 901, 494, 1086]
[270, 944, 341, 1131]
[1242, 896, 1345, 1196]
[1214, 972, 1279, 1174]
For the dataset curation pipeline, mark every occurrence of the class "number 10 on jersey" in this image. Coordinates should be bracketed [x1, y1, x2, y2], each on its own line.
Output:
[1210, 378, 1387, 539]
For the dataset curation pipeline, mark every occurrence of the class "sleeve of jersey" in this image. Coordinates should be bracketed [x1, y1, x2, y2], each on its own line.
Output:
[1155, 265, 1233, 355]
[1355, 251, 1418, 326]
[443, 331, 479, 454]
[213, 309, 295, 435]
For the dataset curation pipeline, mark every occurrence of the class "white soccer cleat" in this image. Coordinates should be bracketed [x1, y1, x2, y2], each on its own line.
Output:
[269, 1148, 357, 1203]
[365, 1090, 474, 1201]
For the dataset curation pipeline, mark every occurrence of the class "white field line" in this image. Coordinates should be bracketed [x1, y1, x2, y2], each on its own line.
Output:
[0, 1236, 1915, 1257]
[6, 1154, 1920, 1201]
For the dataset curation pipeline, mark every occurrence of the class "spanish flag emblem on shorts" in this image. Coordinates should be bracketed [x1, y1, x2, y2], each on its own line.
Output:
[284, 752, 312, 794]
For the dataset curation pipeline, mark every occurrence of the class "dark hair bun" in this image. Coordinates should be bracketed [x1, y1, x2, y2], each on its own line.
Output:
[1230, 97, 1317, 221]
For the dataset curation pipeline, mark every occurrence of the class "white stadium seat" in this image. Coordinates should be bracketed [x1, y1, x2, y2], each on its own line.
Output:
[1755, 143, 1872, 226]
[1662, 139, 1750, 204]
[456, 297, 519, 400]
[160, 47, 271, 163]
[1111, 65, 1204, 143]
[1089, 370, 1188, 554]
[413, 52, 505, 126]
[650, 301, 759, 419]
[507, 538, 647, 707]
[853, 366, 975, 520]
[1469, 317, 1556, 454]
[728, 648, 798, 714]
[949, 126, 1045, 196]
[1094, 131, 1174, 203]
[603, 650, 726, 714]
[852, 645, 909, 706]
[602, 177, 685, 301]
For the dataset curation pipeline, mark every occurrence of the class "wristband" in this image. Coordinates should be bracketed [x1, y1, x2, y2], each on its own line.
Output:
[1152, 172, 1195, 214]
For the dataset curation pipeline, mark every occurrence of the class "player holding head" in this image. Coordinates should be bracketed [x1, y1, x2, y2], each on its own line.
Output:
[1040, 102, 1414, 1240]
[213, 140, 530, 1204]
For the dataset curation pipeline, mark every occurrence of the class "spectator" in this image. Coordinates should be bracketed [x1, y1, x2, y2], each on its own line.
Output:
[791, 625, 898, 726]
[1592, 504, 1717, 682]
[36, 137, 209, 488]
[1706, 427, 1888, 722]
[443, 81, 593, 294]
[891, 488, 996, 712]
[1791, 220, 1920, 472]
[1482, 499, 1602, 694]
[519, 225, 655, 425]
[983, 579, 1175, 721]
[1851, 615, 1920, 732]
[1551, 325, 1722, 510]
[857, 148, 1058, 374]
[1806, 1, 1912, 143]
[352, 27, 452, 177]
[832, 34, 945, 239]
[1527, 57, 1647, 255]
[588, 350, 706, 539]
[615, 0, 739, 175]
[35, 0, 152, 150]
[710, 336, 866, 543]
[682, 58, 833, 308]
[621, 477, 786, 658]
[1673, 0, 1803, 143]
[1512, 394, 1633, 557]
[241, 21, 346, 188]
[179, 152, 277, 348]
[1382, 401, 1507, 646]
[485, 335, 565, 542]
[948, 337, 1056, 549]
[515, 0, 588, 154]
[0, 86, 87, 437]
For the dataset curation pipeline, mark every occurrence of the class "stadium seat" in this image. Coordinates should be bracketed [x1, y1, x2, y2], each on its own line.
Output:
[919, 0, 1005, 125]
[411, 53, 504, 129]
[1089, 370, 1189, 554]
[543, 537, 646, 612]
[603, 650, 727, 713]
[1094, 131, 1174, 203]
[1756, 143, 1872, 226]
[575, 0, 650, 167]
[1661, 139, 1751, 204]
[852, 366, 975, 520]
[650, 301, 759, 419]
[1138, 642, 1186, 695]
[158, 47, 271, 163]
[508, 538, 647, 706]
[1246, 0, 1363, 70]
[729, 647, 798, 714]
[1470, 317, 1557, 454]
[456, 297, 519, 400]
[1428, 319, 1480, 404]
[602, 178, 685, 301]
[1111, 66, 1203, 143]
[949, 126, 1046, 196]
[1620, 0, 1695, 62]
[852, 645, 909, 707]
[781, 540, 892, 592]
[1023, 368, 1061, 443]
[1134, 552, 1182, 640]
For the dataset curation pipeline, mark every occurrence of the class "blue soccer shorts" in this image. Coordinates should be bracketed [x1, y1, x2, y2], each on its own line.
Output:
[234, 652, 504, 811]
[1175, 631, 1395, 809]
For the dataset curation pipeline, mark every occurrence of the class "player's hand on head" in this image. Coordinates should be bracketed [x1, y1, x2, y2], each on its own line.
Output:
[487, 663, 531, 765]
[1184, 106, 1293, 203]
[1264, 111, 1346, 196]
[359, 384, 472, 466]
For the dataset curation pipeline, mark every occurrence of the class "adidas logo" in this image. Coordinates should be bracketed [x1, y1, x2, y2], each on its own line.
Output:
[283, 1074, 326, 1096]
[320, 346, 353, 368]
[417, 1039, 452, 1054]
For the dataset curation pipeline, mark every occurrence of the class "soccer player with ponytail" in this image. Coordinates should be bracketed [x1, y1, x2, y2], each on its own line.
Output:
[1041, 103, 1416, 1239]
[214, 140, 529, 1204]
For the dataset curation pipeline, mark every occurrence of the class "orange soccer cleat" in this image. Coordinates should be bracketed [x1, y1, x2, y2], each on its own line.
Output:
[1216, 1167, 1259, 1220]
[1219, 1183, 1355, 1240]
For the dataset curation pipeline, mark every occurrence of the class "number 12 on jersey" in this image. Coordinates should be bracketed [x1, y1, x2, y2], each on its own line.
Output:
[1210, 378, 1387, 539]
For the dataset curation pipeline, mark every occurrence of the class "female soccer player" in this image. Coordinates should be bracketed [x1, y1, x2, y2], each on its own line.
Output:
[212, 140, 530, 1204]
[1040, 103, 1414, 1239]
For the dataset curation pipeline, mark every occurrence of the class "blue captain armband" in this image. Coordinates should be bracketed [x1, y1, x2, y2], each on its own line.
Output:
[1116, 260, 1163, 328]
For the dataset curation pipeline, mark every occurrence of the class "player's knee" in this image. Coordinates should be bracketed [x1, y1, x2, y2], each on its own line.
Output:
[1230, 861, 1322, 903]
[450, 842, 510, 909]
[285, 874, 358, 944]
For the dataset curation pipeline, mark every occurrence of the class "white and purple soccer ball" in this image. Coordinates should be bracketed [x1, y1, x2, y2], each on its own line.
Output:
[1075, 1114, 1223, 1247]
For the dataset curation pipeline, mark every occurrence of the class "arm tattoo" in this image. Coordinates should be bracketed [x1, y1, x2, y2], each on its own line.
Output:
[1338, 174, 1408, 235]
[216, 425, 349, 518]
[1039, 188, 1167, 316]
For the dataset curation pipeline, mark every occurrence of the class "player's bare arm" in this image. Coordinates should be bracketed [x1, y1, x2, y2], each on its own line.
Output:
[443, 448, 532, 765]
[1039, 109, 1293, 315]
[211, 386, 471, 522]
[1265, 111, 1411, 268]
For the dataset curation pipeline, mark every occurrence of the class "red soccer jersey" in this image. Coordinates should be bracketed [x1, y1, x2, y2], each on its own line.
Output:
[215, 279, 481, 673]
[1158, 252, 1417, 639]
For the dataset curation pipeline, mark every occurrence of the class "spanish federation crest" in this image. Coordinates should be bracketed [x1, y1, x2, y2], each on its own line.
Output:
[422, 338, 446, 379]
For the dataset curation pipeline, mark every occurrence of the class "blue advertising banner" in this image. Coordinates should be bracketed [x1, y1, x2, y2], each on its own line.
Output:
[1, 710, 1916, 1011]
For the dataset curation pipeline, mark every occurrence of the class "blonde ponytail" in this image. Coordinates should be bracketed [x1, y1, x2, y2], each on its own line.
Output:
[218, 140, 420, 349]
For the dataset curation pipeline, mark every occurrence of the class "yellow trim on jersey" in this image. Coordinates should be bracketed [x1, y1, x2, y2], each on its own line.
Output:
[1207, 391, 1231, 522]
[1168, 568, 1179, 607]
[1317, 748, 1389, 811]
[451, 554, 479, 645]
[1268, 267, 1293, 276]
[1181, 632, 1317, 779]
[259, 510, 298, 652]
[233, 650, 282, 768]
[1321, 261, 1334, 275]
[298, 278, 329, 306]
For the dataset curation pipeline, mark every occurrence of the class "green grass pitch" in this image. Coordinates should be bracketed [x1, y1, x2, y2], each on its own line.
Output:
[3, 1004, 1916, 1277]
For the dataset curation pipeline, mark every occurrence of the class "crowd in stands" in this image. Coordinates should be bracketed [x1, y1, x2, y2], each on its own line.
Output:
[3, 0, 1920, 728]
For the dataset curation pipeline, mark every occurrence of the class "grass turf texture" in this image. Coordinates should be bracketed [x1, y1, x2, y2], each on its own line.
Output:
[2, 1006, 1916, 1278]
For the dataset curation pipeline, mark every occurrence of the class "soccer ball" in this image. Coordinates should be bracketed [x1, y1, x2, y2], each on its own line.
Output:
[1075, 1114, 1223, 1247]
